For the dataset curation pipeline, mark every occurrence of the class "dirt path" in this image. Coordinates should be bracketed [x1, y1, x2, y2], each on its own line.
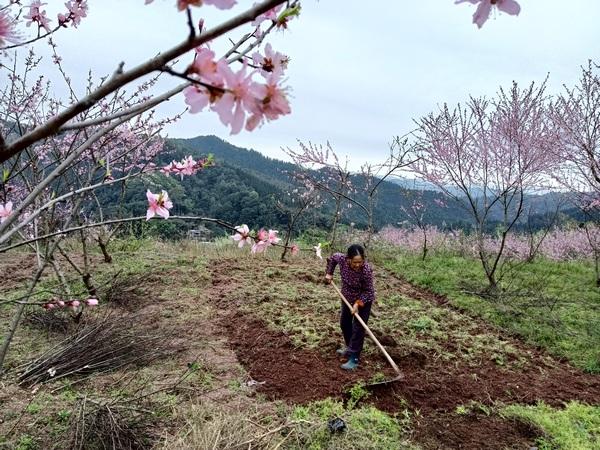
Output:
[208, 257, 600, 450]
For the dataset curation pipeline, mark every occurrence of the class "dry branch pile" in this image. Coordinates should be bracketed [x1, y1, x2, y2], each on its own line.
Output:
[24, 310, 72, 334]
[19, 314, 178, 386]
[69, 397, 152, 450]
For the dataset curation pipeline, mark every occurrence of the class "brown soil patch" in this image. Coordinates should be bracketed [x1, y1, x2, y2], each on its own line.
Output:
[413, 412, 541, 450]
[223, 311, 375, 403]
[212, 258, 600, 450]
[0, 253, 39, 290]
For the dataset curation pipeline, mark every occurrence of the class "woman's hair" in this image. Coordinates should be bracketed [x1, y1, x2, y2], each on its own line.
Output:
[346, 244, 365, 259]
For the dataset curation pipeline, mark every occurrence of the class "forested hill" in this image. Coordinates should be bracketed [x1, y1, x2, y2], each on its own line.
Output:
[169, 136, 295, 189]
[97, 135, 576, 236]
[164, 136, 581, 233]
[167, 135, 473, 230]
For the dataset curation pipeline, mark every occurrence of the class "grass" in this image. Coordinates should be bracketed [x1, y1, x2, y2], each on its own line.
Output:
[218, 246, 532, 370]
[290, 398, 417, 450]
[377, 249, 600, 373]
[2, 237, 599, 449]
[502, 401, 600, 450]
[0, 238, 222, 449]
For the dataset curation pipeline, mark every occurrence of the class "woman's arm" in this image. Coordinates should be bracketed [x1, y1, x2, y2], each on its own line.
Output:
[325, 252, 345, 276]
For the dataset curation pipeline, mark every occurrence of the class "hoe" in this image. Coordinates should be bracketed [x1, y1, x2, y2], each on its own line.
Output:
[331, 282, 404, 387]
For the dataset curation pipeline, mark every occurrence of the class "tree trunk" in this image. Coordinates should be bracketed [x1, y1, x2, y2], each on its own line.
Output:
[97, 238, 112, 263]
[0, 264, 46, 371]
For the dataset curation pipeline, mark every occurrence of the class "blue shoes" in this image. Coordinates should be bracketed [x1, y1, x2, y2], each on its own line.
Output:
[341, 355, 359, 370]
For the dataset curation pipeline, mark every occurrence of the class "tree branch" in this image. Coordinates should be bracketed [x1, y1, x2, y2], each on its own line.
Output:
[0, 0, 286, 164]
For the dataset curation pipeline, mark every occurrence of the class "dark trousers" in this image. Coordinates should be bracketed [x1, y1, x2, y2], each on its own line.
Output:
[340, 301, 372, 358]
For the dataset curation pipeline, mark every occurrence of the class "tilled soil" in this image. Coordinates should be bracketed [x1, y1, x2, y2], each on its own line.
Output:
[213, 259, 600, 450]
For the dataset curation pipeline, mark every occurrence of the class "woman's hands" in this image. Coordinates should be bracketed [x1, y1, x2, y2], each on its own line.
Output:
[325, 274, 333, 284]
[352, 303, 360, 315]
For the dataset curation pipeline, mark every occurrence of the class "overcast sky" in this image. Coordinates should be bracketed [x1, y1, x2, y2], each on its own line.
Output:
[24, 1, 600, 170]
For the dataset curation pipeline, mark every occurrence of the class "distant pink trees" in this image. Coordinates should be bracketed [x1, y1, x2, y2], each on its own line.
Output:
[551, 62, 600, 284]
[284, 141, 354, 249]
[400, 191, 448, 260]
[285, 138, 412, 249]
[408, 81, 559, 290]
[550, 62, 600, 208]
[379, 225, 600, 262]
[275, 183, 322, 261]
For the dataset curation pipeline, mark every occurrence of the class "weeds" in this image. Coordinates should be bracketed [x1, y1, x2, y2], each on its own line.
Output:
[502, 401, 600, 450]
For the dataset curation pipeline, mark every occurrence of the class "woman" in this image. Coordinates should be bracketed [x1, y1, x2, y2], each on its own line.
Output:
[325, 244, 375, 370]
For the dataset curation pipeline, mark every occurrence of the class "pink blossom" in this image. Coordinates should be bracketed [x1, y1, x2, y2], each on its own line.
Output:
[251, 228, 273, 253]
[256, 228, 268, 241]
[161, 155, 213, 177]
[314, 242, 322, 260]
[175, 155, 197, 177]
[57, 300, 65, 307]
[59, 0, 88, 28]
[85, 298, 99, 306]
[0, 201, 13, 223]
[252, 44, 289, 77]
[291, 244, 299, 256]
[70, 300, 80, 310]
[267, 229, 280, 244]
[184, 85, 213, 114]
[246, 71, 291, 131]
[183, 54, 227, 115]
[146, 189, 174, 220]
[189, 47, 222, 84]
[212, 63, 255, 134]
[455, 0, 521, 28]
[0, 12, 19, 46]
[24, 1, 52, 32]
[251, 240, 269, 254]
[232, 224, 252, 248]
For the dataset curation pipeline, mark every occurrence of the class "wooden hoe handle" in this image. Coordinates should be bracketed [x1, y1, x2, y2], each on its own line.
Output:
[330, 282, 402, 376]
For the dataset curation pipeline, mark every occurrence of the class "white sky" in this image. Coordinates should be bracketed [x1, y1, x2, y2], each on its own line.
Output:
[15, 0, 600, 170]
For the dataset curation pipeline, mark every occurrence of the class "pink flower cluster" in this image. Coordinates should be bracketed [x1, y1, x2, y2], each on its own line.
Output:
[161, 155, 213, 178]
[43, 297, 98, 311]
[22, 0, 88, 32]
[231, 225, 281, 253]
[378, 226, 450, 254]
[0, 201, 13, 223]
[231, 225, 304, 256]
[24, 1, 52, 31]
[146, 190, 174, 220]
[58, 0, 88, 28]
[378, 225, 600, 262]
[251, 228, 280, 253]
[183, 46, 290, 134]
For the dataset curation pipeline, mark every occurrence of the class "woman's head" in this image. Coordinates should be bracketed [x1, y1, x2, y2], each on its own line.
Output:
[346, 244, 365, 271]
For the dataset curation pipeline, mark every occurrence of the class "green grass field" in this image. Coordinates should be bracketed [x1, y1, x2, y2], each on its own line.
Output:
[375, 248, 600, 373]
